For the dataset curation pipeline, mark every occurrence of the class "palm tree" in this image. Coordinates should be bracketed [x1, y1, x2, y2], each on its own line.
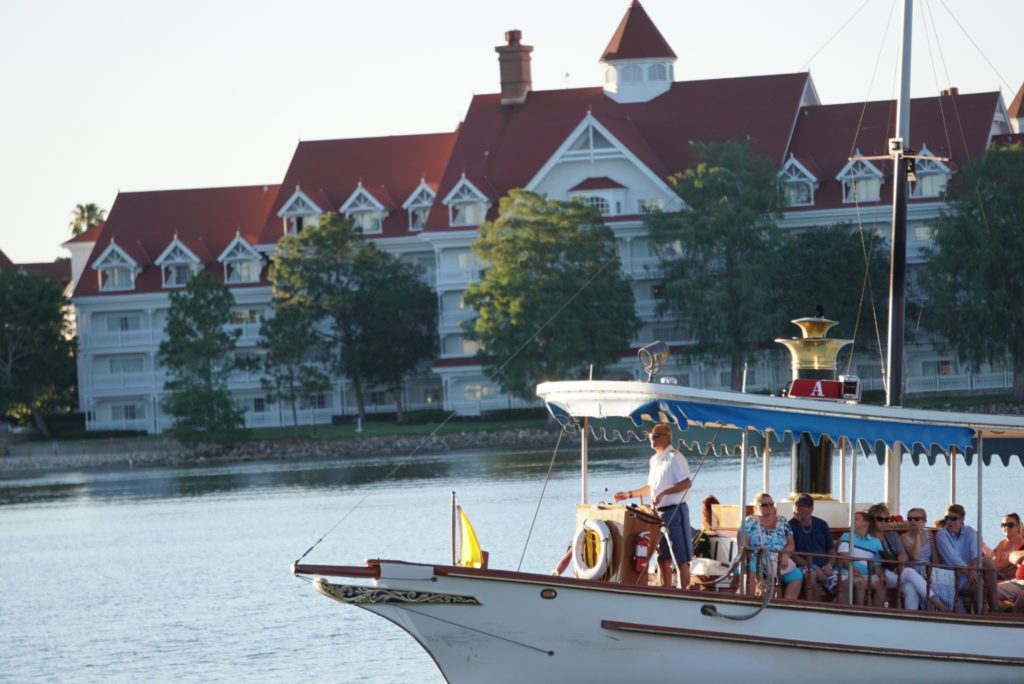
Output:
[69, 203, 106, 237]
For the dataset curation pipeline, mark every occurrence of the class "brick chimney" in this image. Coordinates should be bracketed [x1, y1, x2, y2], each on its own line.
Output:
[495, 30, 532, 106]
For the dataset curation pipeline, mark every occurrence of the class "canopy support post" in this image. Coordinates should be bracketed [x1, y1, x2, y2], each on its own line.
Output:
[839, 438, 847, 503]
[848, 437, 857, 604]
[580, 417, 589, 504]
[976, 432, 984, 614]
[739, 429, 749, 594]
[884, 441, 902, 515]
[949, 446, 958, 505]
[762, 435, 770, 495]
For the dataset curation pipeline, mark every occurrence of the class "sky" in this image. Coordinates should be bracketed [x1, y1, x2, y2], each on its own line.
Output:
[0, 0, 1019, 264]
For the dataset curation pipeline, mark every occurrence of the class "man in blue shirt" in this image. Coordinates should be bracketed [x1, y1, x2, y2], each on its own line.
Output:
[789, 493, 836, 601]
[936, 503, 999, 612]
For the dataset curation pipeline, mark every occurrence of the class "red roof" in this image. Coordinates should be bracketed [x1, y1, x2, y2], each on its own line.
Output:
[569, 176, 627, 191]
[601, 1, 677, 61]
[63, 222, 104, 245]
[1009, 82, 1024, 120]
[260, 132, 457, 243]
[785, 91, 1000, 211]
[18, 260, 71, 284]
[74, 184, 279, 298]
[992, 133, 1024, 146]
[424, 73, 810, 231]
[0, 249, 12, 269]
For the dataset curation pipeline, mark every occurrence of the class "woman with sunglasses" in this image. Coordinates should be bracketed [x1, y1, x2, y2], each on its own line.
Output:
[836, 511, 885, 605]
[899, 507, 951, 611]
[866, 503, 911, 608]
[742, 493, 802, 599]
[988, 513, 1024, 581]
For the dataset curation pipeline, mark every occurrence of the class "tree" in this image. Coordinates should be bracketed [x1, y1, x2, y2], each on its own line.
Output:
[258, 301, 330, 436]
[777, 223, 891, 357]
[0, 269, 74, 436]
[347, 253, 437, 422]
[272, 213, 438, 422]
[647, 140, 784, 390]
[919, 142, 1024, 400]
[158, 271, 246, 445]
[69, 203, 106, 237]
[463, 189, 639, 400]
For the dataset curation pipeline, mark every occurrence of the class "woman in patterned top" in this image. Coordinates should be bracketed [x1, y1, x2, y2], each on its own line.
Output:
[900, 507, 952, 611]
[742, 492, 802, 599]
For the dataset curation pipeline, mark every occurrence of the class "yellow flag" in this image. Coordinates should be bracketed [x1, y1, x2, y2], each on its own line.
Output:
[457, 506, 484, 568]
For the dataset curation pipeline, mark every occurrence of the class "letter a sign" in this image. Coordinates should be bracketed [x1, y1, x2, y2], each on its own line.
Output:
[811, 381, 825, 397]
[789, 378, 842, 400]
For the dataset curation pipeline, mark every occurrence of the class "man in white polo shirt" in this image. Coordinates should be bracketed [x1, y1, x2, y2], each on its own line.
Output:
[614, 422, 693, 588]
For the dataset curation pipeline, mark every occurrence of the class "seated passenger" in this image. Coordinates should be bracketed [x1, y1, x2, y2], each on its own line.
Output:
[867, 502, 912, 608]
[988, 513, 1024, 581]
[996, 546, 1024, 609]
[742, 492, 802, 599]
[936, 503, 1000, 612]
[898, 507, 951, 611]
[836, 511, 885, 605]
[789, 493, 836, 601]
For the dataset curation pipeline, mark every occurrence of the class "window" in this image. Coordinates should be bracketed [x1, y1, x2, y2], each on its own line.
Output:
[253, 397, 266, 413]
[913, 225, 934, 242]
[232, 309, 263, 324]
[779, 156, 818, 207]
[648, 64, 667, 81]
[922, 360, 956, 376]
[106, 315, 141, 332]
[638, 198, 665, 214]
[837, 158, 883, 203]
[109, 357, 144, 374]
[94, 243, 139, 292]
[369, 390, 389, 406]
[604, 67, 617, 85]
[463, 384, 497, 401]
[910, 148, 950, 198]
[227, 260, 260, 283]
[157, 243, 200, 288]
[103, 267, 135, 290]
[343, 192, 386, 235]
[424, 388, 442, 405]
[785, 183, 813, 207]
[171, 264, 192, 286]
[452, 201, 487, 227]
[112, 404, 141, 420]
[582, 196, 610, 215]
[301, 393, 329, 410]
[404, 186, 435, 231]
[286, 216, 304, 234]
[352, 210, 384, 234]
[621, 65, 642, 82]
[455, 250, 478, 270]
[278, 190, 320, 235]
[410, 207, 430, 230]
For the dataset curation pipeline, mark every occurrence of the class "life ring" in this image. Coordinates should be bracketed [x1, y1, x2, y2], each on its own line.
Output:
[572, 519, 612, 580]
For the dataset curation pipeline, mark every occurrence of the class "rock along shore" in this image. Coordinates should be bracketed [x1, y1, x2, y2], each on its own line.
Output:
[0, 426, 579, 475]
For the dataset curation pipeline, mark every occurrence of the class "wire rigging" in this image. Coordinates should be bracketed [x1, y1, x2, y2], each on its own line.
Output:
[797, 0, 872, 73]
[517, 428, 566, 572]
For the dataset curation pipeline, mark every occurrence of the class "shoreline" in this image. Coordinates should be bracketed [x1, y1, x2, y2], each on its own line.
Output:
[0, 426, 577, 475]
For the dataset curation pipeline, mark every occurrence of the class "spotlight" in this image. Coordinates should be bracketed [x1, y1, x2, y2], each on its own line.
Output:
[638, 341, 670, 382]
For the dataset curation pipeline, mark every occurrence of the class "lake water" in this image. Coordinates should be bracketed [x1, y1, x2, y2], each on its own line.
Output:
[3, 444, 1022, 683]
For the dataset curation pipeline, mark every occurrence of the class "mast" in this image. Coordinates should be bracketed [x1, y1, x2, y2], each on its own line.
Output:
[884, 0, 913, 513]
[885, 0, 913, 408]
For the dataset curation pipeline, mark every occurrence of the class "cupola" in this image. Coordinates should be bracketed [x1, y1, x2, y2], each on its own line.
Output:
[600, 1, 676, 104]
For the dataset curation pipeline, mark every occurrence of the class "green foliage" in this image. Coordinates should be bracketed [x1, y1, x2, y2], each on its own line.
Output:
[776, 223, 890, 350]
[919, 142, 1024, 400]
[463, 189, 640, 400]
[0, 269, 75, 431]
[258, 302, 330, 434]
[69, 203, 106, 237]
[158, 271, 246, 445]
[647, 140, 784, 389]
[272, 213, 438, 421]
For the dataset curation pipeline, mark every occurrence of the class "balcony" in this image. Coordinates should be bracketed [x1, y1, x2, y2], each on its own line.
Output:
[225, 322, 263, 342]
[435, 267, 481, 288]
[89, 372, 158, 391]
[440, 309, 476, 328]
[81, 329, 164, 349]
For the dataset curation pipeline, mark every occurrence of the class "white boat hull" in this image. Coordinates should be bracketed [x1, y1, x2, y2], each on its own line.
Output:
[307, 561, 1024, 683]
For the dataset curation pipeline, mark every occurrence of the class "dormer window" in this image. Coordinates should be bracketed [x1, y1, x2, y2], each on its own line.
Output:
[341, 185, 388, 235]
[910, 145, 950, 198]
[836, 153, 884, 203]
[779, 155, 819, 207]
[277, 188, 321, 236]
[443, 178, 490, 227]
[218, 235, 263, 284]
[568, 177, 625, 217]
[92, 242, 138, 292]
[402, 182, 437, 232]
[154, 239, 201, 288]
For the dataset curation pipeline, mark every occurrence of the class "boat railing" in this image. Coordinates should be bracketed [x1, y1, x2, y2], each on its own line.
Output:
[733, 546, 991, 613]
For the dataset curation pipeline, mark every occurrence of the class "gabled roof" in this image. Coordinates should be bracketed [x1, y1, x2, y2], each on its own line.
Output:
[154, 236, 202, 266]
[217, 233, 261, 262]
[74, 184, 279, 298]
[569, 176, 627, 191]
[260, 131, 457, 242]
[785, 91, 1000, 211]
[425, 73, 810, 231]
[62, 222, 104, 245]
[0, 250, 70, 284]
[1009, 82, 1024, 120]
[0, 249, 12, 269]
[601, 1, 677, 62]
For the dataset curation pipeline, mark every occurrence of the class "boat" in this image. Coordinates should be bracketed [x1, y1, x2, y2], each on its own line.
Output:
[292, 2, 1024, 681]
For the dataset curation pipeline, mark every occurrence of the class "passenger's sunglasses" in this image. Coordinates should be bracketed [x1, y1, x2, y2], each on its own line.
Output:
[874, 516, 893, 523]
[944, 515, 960, 522]
[1001, 522, 1018, 529]
[759, 502, 774, 508]
[907, 516, 926, 522]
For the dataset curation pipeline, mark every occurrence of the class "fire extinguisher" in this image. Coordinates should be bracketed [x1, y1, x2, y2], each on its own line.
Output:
[632, 531, 652, 573]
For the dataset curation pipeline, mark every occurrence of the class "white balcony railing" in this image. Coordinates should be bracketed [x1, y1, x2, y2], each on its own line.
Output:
[82, 329, 164, 349]
[90, 372, 157, 390]
[435, 268, 481, 288]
